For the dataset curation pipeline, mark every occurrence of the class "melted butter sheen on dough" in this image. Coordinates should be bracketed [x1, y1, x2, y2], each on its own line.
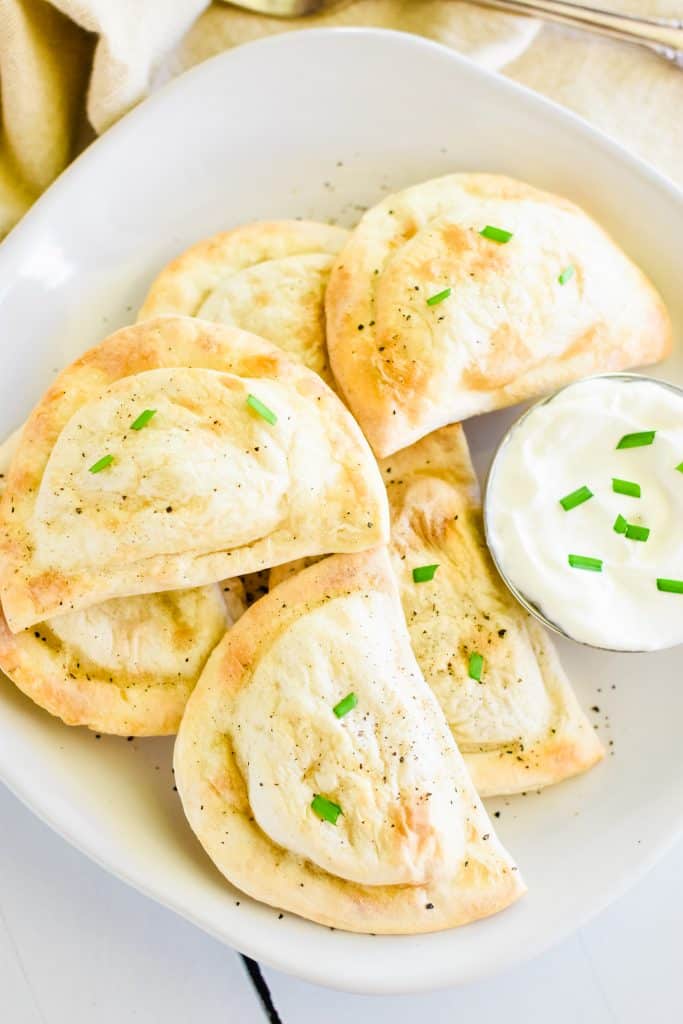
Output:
[232, 591, 463, 887]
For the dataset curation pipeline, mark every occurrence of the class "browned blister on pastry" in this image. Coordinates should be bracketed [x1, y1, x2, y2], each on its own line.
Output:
[139, 220, 348, 384]
[0, 316, 388, 632]
[326, 174, 671, 456]
[381, 424, 604, 796]
[175, 548, 525, 934]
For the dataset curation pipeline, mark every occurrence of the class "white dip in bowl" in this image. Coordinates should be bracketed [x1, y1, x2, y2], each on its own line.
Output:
[484, 374, 683, 652]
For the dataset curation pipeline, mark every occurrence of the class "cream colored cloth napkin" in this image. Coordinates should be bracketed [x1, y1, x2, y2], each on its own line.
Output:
[0, 0, 681, 239]
[0, 0, 208, 235]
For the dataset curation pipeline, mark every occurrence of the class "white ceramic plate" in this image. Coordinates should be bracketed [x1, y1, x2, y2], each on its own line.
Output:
[0, 28, 681, 995]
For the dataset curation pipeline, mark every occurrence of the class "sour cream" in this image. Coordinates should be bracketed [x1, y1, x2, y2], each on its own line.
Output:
[484, 375, 683, 652]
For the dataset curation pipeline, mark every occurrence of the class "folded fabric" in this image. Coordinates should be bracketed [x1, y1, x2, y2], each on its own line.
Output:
[0, 0, 537, 238]
[0, 0, 680, 243]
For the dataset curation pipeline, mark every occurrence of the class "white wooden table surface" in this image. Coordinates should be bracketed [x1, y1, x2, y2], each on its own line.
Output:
[1, 781, 680, 1023]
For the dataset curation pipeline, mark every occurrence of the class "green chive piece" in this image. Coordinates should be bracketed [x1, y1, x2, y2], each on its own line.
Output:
[558, 264, 575, 285]
[246, 393, 277, 425]
[657, 578, 683, 594]
[311, 794, 342, 825]
[559, 485, 593, 511]
[613, 514, 628, 534]
[612, 478, 641, 498]
[88, 454, 114, 474]
[568, 554, 603, 572]
[426, 287, 451, 307]
[468, 652, 484, 682]
[479, 225, 513, 244]
[676, 462, 683, 473]
[616, 430, 656, 449]
[625, 523, 650, 542]
[333, 692, 358, 719]
[131, 408, 157, 431]
[412, 564, 439, 583]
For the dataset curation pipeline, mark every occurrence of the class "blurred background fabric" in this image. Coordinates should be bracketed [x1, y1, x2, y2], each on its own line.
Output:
[0, 0, 681, 239]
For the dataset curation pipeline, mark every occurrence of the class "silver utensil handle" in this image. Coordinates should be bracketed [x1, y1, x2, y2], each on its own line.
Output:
[477, 0, 683, 67]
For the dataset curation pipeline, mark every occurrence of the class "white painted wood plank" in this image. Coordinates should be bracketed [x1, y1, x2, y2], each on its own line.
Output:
[0, 906, 43, 1024]
[580, 841, 683, 1022]
[1, 773, 681, 1023]
[0, 785, 263, 1024]
[264, 931, 614, 1023]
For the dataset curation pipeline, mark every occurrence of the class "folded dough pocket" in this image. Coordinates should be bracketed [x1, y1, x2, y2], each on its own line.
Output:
[138, 220, 348, 383]
[0, 317, 388, 632]
[381, 425, 604, 797]
[0, 586, 233, 736]
[0, 426, 241, 736]
[174, 548, 524, 934]
[326, 173, 671, 456]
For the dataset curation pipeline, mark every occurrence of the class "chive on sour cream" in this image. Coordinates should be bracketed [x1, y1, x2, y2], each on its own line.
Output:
[484, 375, 683, 652]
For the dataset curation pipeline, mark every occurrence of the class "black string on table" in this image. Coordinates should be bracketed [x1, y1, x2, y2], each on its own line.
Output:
[240, 955, 284, 1024]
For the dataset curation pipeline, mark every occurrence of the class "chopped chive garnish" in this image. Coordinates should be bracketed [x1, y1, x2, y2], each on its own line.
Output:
[559, 485, 593, 511]
[88, 454, 114, 474]
[426, 287, 451, 307]
[568, 554, 603, 572]
[613, 514, 628, 534]
[616, 430, 656, 449]
[625, 523, 650, 542]
[311, 794, 342, 825]
[657, 578, 683, 594]
[246, 393, 277, 425]
[612, 478, 641, 498]
[479, 225, 513, 244]
[468, 652, 484, 681]
[558, 264, 575, 285]
[412, 564, 439, 583]
[333, 692, 358, 719]
[676, 462, 683, 473]
[131, 408, 157, 431]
